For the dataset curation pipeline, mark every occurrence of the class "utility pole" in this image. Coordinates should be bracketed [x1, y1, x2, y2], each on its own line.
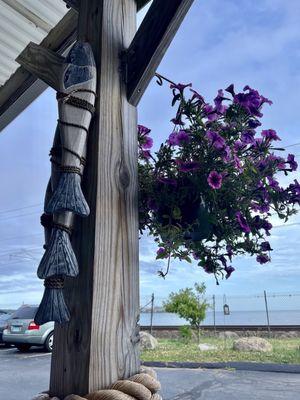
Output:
[264, 290, 271, 338]
[150, 293, 154, 335]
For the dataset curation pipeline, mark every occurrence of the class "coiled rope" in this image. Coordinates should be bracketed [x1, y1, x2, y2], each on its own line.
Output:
[32, 367, 162, 400]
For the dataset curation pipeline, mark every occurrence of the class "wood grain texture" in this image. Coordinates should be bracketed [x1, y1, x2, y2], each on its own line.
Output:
[126, 0, 195, 105]
[16, 42, 64, 91]
[0, 9, 77, 131]
[50, 0, 139, 397]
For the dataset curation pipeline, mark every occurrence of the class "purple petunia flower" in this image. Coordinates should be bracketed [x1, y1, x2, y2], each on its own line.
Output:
[142, 136, 153, 149]
[206, 130, 226, 150]
[234, 86, 272, 118]
[261, 241, 272, 252]
[222, 146, 231, 162]
[232, 155, 243, 173]
[170, 82, 192, 91]
[241, 130, 255, 144]
[203, 104, 218, 121]
[226, 245, 234, 260]
[176, 160, 200, 172]
[261, 129, 281, 141]
[267, 176, 280, 190]
[262, 220, 272, 235]
[288, 179, 300, 204]
[250, 201, 270, 214]
[168, 130, 190, 146]
[219, 255, 227, 267]
[171, 116, 185, 126]
[214, 89, 227, 114]
[207, 171, 223, 189]
[248, 119, 262, 129]
[256, 254, 270, 264]
[138, 124, 151, 135]
[234, 140, 244, 152]
[190, 88, 205, 103]
[225, 265, 235, 279]
[157, 176, 177, 186]
[236, 211, 251, 233]
[287, 154, 298, 171]
[225, 84, 235, 97]
[140, 150, 151, 159]
[156, 248, 169, 258]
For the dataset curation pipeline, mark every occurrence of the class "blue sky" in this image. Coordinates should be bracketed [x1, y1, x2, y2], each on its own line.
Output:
[1, 0, 300, 309]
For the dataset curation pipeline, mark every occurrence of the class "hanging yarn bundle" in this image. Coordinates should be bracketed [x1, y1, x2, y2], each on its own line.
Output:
[32, 367, 162, 400]
[35, 41, 97, 325]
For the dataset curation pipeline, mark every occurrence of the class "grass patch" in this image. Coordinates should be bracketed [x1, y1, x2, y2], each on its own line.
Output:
[141, 337, 300, 364]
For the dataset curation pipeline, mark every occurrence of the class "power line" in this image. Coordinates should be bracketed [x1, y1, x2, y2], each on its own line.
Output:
[0, 203, 42, 215]
[0, 211, 40, 222]
[0, 232, 43, 243]
[282, 142, 300, 149]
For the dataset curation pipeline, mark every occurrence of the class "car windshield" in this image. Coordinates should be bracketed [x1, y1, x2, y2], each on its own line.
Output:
[11, 306, 38, 319]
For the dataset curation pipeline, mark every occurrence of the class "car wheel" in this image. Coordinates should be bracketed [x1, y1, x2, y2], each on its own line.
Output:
[16, 344, 31, 352]
[44, 332, 54, 352]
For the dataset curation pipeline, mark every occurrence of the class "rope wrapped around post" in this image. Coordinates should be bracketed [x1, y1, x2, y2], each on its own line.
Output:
[32, 368, 162, 400]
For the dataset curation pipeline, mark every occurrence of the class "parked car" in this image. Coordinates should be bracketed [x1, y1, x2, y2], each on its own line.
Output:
[2, 305, 54, 352]
[0, 312, 12, 345]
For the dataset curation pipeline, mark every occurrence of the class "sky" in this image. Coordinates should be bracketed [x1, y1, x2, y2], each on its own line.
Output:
[1, 0, 300, 310]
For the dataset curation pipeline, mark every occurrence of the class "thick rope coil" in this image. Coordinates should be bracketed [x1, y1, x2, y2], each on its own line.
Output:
[52, 222, 72, 235]
[56, 93, 96, 115]
[44, 276, 65, 289]
[58, 119, 89, 135]
[32, 368, 161, 400]
[41, 213, 53, 228]
[128, 374, 161, 394]
[50, 146, 86, 166]
[111, 380, 151, 400]
[60, 166, 82, 176]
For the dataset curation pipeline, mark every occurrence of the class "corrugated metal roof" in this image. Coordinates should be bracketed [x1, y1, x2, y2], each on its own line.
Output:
[0, 0, 68, 86]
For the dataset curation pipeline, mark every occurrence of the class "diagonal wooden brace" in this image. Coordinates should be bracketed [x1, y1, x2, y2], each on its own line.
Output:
[125, 0, 195, 106]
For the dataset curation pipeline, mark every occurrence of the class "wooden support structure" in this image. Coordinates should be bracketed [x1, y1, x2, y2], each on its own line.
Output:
[12, 0, 194, 397]
[126, 0, 194, 105]
[0, 0, 152, 132]
[0, 9, 77, 132]
[16, 43, 64, 92]
[49, 0, 139, 397]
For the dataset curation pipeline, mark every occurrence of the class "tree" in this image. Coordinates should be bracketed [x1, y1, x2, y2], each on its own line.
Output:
[164, 283, 209, 343]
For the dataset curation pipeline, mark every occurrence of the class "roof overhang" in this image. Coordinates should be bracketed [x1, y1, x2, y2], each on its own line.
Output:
[0, 0, 151, 132]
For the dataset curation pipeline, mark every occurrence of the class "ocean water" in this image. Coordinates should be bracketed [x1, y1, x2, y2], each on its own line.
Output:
[140, 310, 300, 326]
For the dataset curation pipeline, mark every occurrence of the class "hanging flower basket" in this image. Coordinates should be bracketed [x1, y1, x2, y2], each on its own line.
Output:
[138, 80, 299, 281]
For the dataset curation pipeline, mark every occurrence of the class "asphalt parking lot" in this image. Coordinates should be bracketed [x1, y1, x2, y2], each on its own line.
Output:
[1, 346, 300, 400]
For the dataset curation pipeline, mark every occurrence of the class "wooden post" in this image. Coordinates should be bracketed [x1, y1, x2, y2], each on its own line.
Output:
[50, 1, 139, 397]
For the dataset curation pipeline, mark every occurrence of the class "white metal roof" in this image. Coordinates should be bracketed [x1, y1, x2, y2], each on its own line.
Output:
[0, 0, 68, 86]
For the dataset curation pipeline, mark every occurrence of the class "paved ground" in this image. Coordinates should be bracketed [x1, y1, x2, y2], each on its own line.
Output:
[1, 346, 300, 400]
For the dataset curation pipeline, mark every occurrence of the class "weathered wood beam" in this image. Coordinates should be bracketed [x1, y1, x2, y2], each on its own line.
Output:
[16, 43, 64, 92]
[0, 9, 77, 132]
[126, 0, 195, 106]
[62, 0, 150, 12]
[50, 0, 139, 397]
[63, 0, 80, 11]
